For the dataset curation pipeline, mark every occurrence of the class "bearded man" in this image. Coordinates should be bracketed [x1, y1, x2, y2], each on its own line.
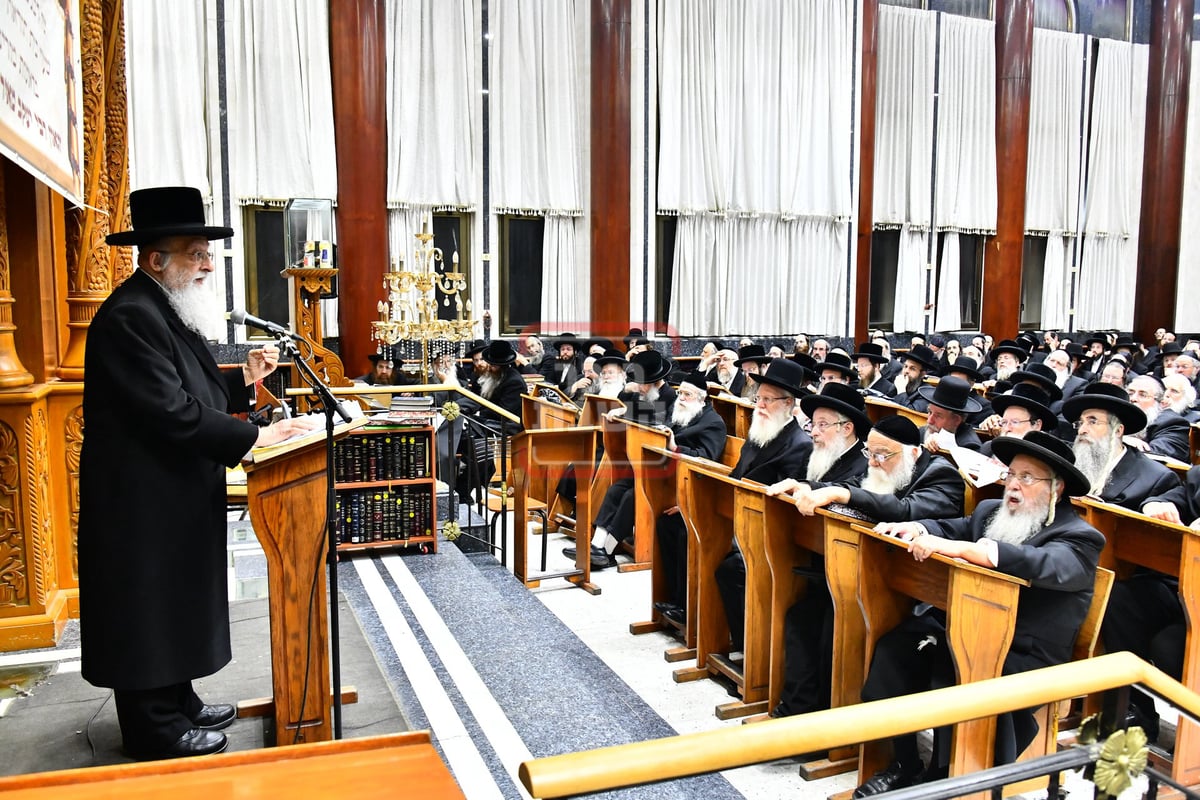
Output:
[732, 344, 772, 399]
[853, 432, 1103, 796]
[853, 342, 897, 398]
[1123, 374, 1191, 462]
[705, 348, 744, 396]
[1063, 382, 1178, 510]
[714, 359, 812, 652]
[893, 344, 937, 409]
[987, 339, 1028, 386]
[1162, 372, 1200, 423]
[80, 187, 319, 760]
[589, 350, 628, 399]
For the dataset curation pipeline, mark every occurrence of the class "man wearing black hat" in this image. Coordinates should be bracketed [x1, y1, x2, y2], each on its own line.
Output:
[589, 350, 628, 399]
[356, 353, 395, 385]
[714, 359, 813, 652]
[978, 384, 1059, 457]
[1123, 375, 1192, 463]
[917, 376, 984, 452]
[1063, 382, 1178, 509]
[79, 187, 321, 760]
[853, 432, 1104, 796]
[853, 342, 897, 398]
[893, 344, 938, 410]
[613, 350, 677, 427]
[539, 334, 583, 392]
[455, 340, 527, 500]
[987, 339, 1028, 387]
[706, 348, 745, 397]
[814, 352, 856, 388]
[732, 345, 772, 399]
[1043, 348, 1088, 401]
[941, 356, 994, 426]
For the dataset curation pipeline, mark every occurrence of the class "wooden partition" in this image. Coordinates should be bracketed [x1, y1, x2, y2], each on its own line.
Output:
[621, 421, 670, 572]
[521, 393, 578, 431]
[711, 395, 753, 439]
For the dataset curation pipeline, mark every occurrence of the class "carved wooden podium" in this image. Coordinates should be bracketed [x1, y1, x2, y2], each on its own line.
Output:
[242, 424, 359, 745]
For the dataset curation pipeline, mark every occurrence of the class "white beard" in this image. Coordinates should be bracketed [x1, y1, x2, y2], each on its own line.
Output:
[983, 496, 1049, 545]
[597, 377, 625, 398]
[1052, 368, 1070, 388]
[996, 365, 1017, 382]
[1169, 397, 1192, 415]
[1143, 404, 1161, 427]
[478, 372, 500, 399]
[163, 272, 220, 337]
[806, 436, 853, 481]
[747, 406, 792, 448]
[859, 447, 917, 495]
[671, 396, 705, 428]
[1073, 430, 1122, 495]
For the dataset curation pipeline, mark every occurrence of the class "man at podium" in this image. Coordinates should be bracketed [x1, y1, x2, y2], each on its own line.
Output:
[78, 187, 318, 761]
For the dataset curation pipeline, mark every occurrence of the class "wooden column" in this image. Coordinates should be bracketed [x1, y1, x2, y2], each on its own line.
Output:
[590, 0, 632, 335]
[983, 0, 1033, 340]
[1134, 0, 1193, 343]
[329, 0, 388, 377]
[854, 0, 879, 345]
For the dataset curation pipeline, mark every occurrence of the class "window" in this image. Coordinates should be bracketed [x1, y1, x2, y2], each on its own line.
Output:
[946, 233, 984, 330]
[1020, 236, 1048, 329]
[499, 215, 545, 334]
[241, 205, 290, 337]
[656, 215, 678, 329]
[868, 229, 901, 329]
[431, 213, 471, 323]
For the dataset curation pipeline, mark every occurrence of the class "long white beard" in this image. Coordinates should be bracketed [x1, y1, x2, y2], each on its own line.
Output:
[671, 397, 705, 428]
[1073, 430, 1122, 494]
[163, 273, 220, 337]
[717, 365, 735, 387]
[597, 377, 625, 398]
[1052, 368, 1070, 388]
[1143, 404, 1161, 427]
[478, 372, 500, 399]
[859, 448, 917, 495]
[996, 365, 1017, 382]
[747, 406, 792, 448]
[641, 385, 660, 404]
[806, 436, 853, 481]
[1170, 396, 1192, 415]
[984, 497, 1049, 545]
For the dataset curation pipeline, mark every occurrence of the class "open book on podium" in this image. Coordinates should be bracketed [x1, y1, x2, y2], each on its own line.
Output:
[243, 415, 369, 464]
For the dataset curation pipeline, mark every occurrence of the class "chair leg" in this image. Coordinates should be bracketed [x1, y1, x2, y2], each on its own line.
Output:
[534, 509, 550, 572]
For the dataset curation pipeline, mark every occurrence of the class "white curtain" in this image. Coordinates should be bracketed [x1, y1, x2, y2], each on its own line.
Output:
[125, 2, 211, 192]
[490, 0, 587, 327]
[659, 0, 855, 335]
[934, 232, 961, 332]
[1176, 45, 1200, 330]
[1077, 40, 1149, 330]
[1041, 234, 1072, 330]
[226, 0, 338, 204]
[874, 6, 935, 333]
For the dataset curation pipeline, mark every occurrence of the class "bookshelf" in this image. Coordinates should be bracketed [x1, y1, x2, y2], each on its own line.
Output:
[334, 424, 438, 553]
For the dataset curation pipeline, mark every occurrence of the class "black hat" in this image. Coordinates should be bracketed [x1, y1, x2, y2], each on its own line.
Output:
[1015, 332, 1039, 351]
[481, 339, 517, 366]
[1061, 382, 1147, 435]
[814, 352, 856, 378]
[917, 375, 983, 414]
[106, 186, 234, 246]
[852, 342, 890, 365]
[1083, 334, 1108, 349]
[790, 351, 819, 376]
[944, 356, 984, 383]
[748, 358, 809, 398]
[871, 415, 921, 448]
[1113, 334, 1138, 351]
[734, 344, 772, 368]
[902, 344, 938, 371]
[1159, 341, 1184, 359]
[594, 348, 627, 369]
[585, 337, 614, 354]
[1065, 342, 1086, 359]
[626, 350, 672, 383]
[678, 370, 711, 395]
[367, 353, 391, 365]
[1009, 363, 1064, 402]
[553, 333, 581, 351]
[991, 431, 1091, 498]
[800, 382, 871, 439]
[465, 339, 488, 357]
[990, 339, 1029, 361]
[991, 383, 1058, 429]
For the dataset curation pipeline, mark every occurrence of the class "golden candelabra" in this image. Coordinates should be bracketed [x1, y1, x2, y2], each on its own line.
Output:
[371, 219, 477, 381]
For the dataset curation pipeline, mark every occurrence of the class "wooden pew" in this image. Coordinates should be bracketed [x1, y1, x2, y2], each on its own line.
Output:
[579, 394, 623, 428]
[621, 422, 671, 573]
[510, 427, 602, 594]
[521, 393, 578, 431]
[846, 522, 1028, 783]
[711, 394, 754, 439]
[865, 395, 928, 428]
[1072, 497, 1200, 788]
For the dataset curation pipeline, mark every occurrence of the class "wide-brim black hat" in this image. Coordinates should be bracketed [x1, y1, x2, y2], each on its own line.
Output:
[1061, 381, 1147, 435]
[465, 339, 488, 357]
[585, 337, 614, 353]
[991, 383, 1059, 429]
[749, 357, 810, 398]
[872, 415, 921, 447]
[901, 344, 938, 371]
[594, 348, 628, 369]
[627, 350, 671, 383]
[991, 431, 1091, 498]
[944, 356, 984, 383]
[106, 186, 234, 246]
[553, 333, 581, 351]
[851, 342, 890, 365]
[481, 339, 517, 366]
[800, 382, 871, 439]
[814, 352, 856, 377]
[990, 339, 1029, 361]
[1009, 363, 1064, 402]
[734, 344, 771, 368]
[917, 375, 982, 414]
[1083, 334, 1107, 349]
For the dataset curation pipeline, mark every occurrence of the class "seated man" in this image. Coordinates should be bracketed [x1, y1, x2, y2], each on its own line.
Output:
[356, 353, 394, 385]
[539, 334, 583, 393]
[893, 345, 938, 409]
[588, 349, 628, 399]
[985, 339, 1028, 388]
[853, 342, 897, 398]
[853, 432, 1103, 796]
[977, 384, 1058, 457]
[1123, 374, 1191, 463]
[1161, 372, 1200, 424]
[1062, 382, 1179, 509]
[705, 348, 745, 397]
[613, 350, 676, 427]
[917, 376, 983, 452]
[455, 340, 526, 500]
[941, 356, 993, 426]
[714, 359, 813, 651]
[732, 345, 772, 399]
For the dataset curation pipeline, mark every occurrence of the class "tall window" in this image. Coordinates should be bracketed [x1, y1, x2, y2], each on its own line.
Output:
[241, 205, 290, 336]
[499, 215, 545, 334]
[945, 233, 984, 330]
[868, 230, 901, 329]
[430, 213, 471, 322]
[1020, 236, 1048, 328]
[655, 216, 678, 330]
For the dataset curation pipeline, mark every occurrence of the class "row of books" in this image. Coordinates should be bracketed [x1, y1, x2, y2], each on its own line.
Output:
[334, 433, 430, 483]
[336, 486, 435, 544]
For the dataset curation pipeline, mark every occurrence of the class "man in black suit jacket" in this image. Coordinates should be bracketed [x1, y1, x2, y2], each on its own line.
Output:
[853, 432, 1103, 796]
[456, 339, 527, 500]
[80, 187, 319, 761]
[1044, 348, 1088, 401]
[705, 347, 746, 397]
[854, 342, 897, 398]
[714, 359, 812, 651]
[917, 376, 983, 453]
[1124, 375, 1191, 463]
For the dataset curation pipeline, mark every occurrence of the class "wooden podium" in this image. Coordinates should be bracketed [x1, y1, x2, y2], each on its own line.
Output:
[242, 423, 360, 745]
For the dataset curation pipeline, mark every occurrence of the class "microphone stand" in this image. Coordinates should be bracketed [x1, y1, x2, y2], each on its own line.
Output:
[276, 332, 351, 739]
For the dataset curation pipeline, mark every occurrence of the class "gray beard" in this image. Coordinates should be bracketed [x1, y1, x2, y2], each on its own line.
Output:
[806, 437, 852, 481]
[747, 408, 792, 448]
[859, 448, 917, 495]
[1170, 397, 1191, 415]
[596, 379, 625, 398]
[163, 276, 220, 337]
[1073, 432, 1122, 494]
[1142, 404, 1161, 427]
[671, 397, 704, 428]
[996, 365, 1017, 382]
[641, 385, 660, 404]
[984, 501, 1047, 545]
[478, 372, 500, 399]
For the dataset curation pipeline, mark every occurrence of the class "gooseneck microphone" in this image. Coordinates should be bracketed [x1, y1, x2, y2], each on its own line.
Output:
[227, 309, 303, 341]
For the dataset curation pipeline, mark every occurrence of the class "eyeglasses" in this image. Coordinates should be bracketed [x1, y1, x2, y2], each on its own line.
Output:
[861, 447, 899, 464]
[1072, 415, 1108, 430]
[997, 417, 1033, 429]
[1001, 470, 1053, 487]
[811, 419, 850, 432]
[751, 394, 791, 406]
[677, 389, 704, 401]
[158, 250, 215, 264]
[1128, 389, 1160, 401]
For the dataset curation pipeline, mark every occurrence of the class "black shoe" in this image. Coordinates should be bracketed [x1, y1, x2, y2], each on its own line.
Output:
[192, 703, 236, 731]
[127, 728, 228, 761]
[769, 703, 792, 719]
[590, 550, 617, 570]
[852, 761, 924, 798]
[1124, 706, 1161, 743]
[563, 545, 605, 560]
[661, 607, 685, 625]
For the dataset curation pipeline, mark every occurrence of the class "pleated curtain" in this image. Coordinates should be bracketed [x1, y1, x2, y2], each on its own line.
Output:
[1175, 45, 1200, 330]
[659, 0, 854, 336]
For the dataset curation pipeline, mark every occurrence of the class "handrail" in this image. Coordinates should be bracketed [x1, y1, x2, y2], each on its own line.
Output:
[518, 652, 1200, 799]
[284, 382, 522, 425]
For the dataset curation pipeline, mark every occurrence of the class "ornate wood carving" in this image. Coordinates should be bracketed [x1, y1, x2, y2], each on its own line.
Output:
[65, 407, 83, 580]
[284, 269, 351, 411]
[104, 0, 132, 286]
[25, 408, 53, 606]
[0, 150, 34, 388]
[0, 421, 27, 608]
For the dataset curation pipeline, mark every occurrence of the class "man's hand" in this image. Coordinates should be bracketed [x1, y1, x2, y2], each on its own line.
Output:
[874, 521, 925, 540]
[243, 344, 280, 385]
[794, 486, 847, 515]
[253, 415, 321, 448]
[1123, 435, 1150, 452]
[605, 408, 626, 420]
[1142, 500, 1183, 524]
[571, 376, 591, 394]
[978, 413, 1003, 434]
[766, 478, 802, 496]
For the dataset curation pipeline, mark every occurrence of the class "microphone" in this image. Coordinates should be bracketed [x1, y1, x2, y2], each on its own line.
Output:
[227, 309, 303, 341]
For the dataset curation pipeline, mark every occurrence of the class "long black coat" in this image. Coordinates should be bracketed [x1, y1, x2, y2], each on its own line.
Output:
[843, 450, 965, 522]
[79, 269, 259, 690]
[731, 419, 812, 484]
[1099, 447, 1180, 510]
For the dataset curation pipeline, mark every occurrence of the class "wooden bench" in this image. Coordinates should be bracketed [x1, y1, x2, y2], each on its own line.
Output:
[711, 394, 753, 439]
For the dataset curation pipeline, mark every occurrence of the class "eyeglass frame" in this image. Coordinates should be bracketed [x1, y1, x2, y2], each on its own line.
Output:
[751, 393, 792, 406]
[861, 446, 899, 464]
[1000, 469, 1053, 487]
[811, 418, 851, 432]
[996, 416, 1034, 430]
[156, 249, 216, 265]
